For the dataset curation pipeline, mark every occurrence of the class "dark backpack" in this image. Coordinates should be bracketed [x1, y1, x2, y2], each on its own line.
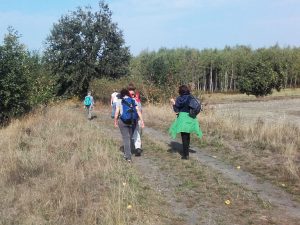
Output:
[188, 95, 202, 118]
[120, 98, 138, 125]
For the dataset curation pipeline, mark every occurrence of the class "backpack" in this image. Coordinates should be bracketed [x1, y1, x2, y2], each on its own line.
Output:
[188, 95, 202, 118]
[120, 98, 138, 125]
[84, 96, 91, 106]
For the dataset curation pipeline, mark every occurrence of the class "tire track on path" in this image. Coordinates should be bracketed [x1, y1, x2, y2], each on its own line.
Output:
[144, 127, 300, 220]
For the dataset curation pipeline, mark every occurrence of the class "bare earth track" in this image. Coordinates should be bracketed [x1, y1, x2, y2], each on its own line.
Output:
[144, 127, 300, 219]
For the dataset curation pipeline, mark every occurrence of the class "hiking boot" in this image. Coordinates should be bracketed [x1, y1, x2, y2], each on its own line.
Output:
[135, 148, 142, 156]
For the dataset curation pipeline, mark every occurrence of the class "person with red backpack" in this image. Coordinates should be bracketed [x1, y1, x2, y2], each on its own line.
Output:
[131, 91, 143, 156]
[127, 83, 143, 156]
[114, 89, 144, 162]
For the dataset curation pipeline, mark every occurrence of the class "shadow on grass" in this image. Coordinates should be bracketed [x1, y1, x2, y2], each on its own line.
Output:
[88, 115, 97, 120]
[168, 141, 196, 157]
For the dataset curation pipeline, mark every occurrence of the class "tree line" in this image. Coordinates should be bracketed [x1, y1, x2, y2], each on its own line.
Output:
[1, 0, 300, 124]
[130, 46, 300, 97]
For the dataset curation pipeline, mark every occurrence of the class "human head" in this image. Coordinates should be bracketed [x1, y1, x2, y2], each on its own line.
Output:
[178, 85, 190, 96]
[120, 88, 130, 98]
[127, 82, 136, 98]
[129, 90, 135, 98]
[127, 82, 136, 91]
[87, 91, 91, 96]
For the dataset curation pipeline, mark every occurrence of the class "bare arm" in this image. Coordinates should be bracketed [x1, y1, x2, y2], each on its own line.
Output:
[136, 106, 144, 128]
[114, 107, 120, 127]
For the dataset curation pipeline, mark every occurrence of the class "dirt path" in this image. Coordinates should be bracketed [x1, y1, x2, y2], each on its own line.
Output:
[90, 108, 300, 224]
[134, 156, 202, 225]
[144, 127, 300, 219]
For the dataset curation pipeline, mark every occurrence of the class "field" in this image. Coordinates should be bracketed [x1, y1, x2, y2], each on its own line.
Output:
[214, 98, 300, 126]
[0, 90, 299, 225]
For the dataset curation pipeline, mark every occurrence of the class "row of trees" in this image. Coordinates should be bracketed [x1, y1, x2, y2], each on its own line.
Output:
[130, 46, 300, 97]
[1, 0, 300, 124]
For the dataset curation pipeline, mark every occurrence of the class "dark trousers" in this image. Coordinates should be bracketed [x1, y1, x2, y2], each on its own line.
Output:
[181, 132, 190, 158]
[118, 120, 136, 160]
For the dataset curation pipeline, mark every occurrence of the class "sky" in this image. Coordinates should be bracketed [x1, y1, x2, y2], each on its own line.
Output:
[0, 0, 300, 55]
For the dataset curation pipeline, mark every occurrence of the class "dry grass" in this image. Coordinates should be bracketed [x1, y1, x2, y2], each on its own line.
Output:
[140, 137, 298, 225]
[143, 97, 300, 198]
[0, 101, 168, 225]
[202, 88, 300, 104]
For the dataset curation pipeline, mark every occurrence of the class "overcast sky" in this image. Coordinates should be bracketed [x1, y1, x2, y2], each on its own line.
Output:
[1, 0, 300, 55]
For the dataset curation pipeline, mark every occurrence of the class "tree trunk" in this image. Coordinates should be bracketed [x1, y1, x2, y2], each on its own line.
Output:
[229, 63, 234, 91]
[209, 62, 213, 92]
[289, 76, 293, 88]
[203, 69, 206, 92]
[224, 71, 228, 92]
[214, 71, 218, 92]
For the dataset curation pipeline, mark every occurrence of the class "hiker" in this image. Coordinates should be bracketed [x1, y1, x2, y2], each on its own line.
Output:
[169, 85, 203, 160]
[131, 91, 143, 156]
[127, 83, 143, 156]
[84, 91, 94, 120]
[111, 89, 119, 118]
[114, 88, 144, 162]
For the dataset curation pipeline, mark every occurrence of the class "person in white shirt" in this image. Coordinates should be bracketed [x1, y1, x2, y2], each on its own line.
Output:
[111, 90, 119, 118]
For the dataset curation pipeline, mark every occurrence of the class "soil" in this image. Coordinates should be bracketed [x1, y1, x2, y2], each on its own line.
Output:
[144, 127, 300, 219]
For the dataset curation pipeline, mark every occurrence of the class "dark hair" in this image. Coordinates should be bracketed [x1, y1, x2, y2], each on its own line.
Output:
[178, 85, 190, 95]
[127, 82, 136, 91]
[120, 88, 130, 98]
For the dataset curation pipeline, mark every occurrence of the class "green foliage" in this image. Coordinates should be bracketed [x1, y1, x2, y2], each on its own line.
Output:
[44, 0, 131, 97]
[90, 76, 169, 104]
[90, 77, 138, 103]
[26, 52, 56, 106]
[0, 28, 31, 124]
[130, 45, 299, 99]
[238, 60, 278, 97]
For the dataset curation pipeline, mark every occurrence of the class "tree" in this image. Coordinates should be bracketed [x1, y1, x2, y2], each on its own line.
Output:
[238, 58, 279, 97]
[0, 27, 31, 124]
[44, 1, 131, 97]
[26, 52, 56, 105]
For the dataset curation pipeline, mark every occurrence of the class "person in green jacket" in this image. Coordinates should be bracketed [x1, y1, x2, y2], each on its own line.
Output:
[169, 85, 202, 160]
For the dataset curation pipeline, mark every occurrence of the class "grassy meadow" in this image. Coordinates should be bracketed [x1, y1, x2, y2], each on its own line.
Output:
[0, 89, 299, 224]
[0, 101, 171, 225]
